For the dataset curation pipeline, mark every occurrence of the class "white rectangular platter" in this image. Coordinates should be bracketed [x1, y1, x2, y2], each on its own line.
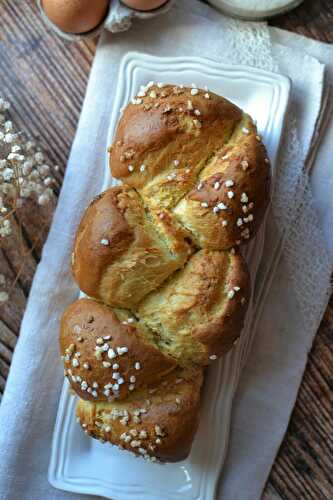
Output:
[49, 52, 290, 500]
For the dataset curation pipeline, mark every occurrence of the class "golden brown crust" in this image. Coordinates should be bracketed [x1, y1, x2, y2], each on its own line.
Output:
[109, 85, 270, 249]
[59, 83, 270, 463]
[138, 249, 250, 365]
[110, 85, 242, 186]
[193, 248, 250, 356]
[72, 186, 191, 308]
[72, 188, 133, 301]
[60, 298, 176, 402]
[76, 368, 203, 462]
[174, 115, 270, 249]
[110, 85, 242, 212]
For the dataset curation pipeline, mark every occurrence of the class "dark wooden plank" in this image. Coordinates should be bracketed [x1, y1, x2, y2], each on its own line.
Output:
[0, 1, 332, 498]
[0, 373, 6, 395]
[271, 0, 333, 43]
[0, 249, 27, 333]
[0, 339, 12, 365]
[15, 198, 57, 260]
[0, 319, 17, 352]
[269, 297, 333, 499]
[0, 356, 10, 380]
[263, 484, 283, 500]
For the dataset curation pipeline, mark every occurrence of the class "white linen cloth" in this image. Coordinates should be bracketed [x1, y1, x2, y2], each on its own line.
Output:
[0, 1, 332, 499]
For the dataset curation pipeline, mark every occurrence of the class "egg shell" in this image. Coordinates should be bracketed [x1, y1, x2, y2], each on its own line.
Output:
[42, 0, 109, 34]
[121, 0, 169, 11]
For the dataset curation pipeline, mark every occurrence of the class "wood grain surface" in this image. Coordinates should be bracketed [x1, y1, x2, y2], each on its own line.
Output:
[0, 1, 332, 498]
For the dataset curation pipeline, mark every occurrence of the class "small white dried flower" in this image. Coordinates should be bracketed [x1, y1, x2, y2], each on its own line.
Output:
[4, 121, 13, 132]
[25, 140, 35, 151]
[0, 218, 11, 237]
[38, 164, 50, 177]
[38, 189, 53, 206]
[22, 160, 33, 175]
[2, 168, 14, 181]
[4, 133, 15, 143]
[7, 153, 24, 163]
[34, 152, 44, 164]
[0, 99, 10, 111]
[43, 177, 53, 187]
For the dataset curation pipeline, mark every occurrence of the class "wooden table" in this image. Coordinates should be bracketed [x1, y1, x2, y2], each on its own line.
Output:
[0, 1, 332, 498]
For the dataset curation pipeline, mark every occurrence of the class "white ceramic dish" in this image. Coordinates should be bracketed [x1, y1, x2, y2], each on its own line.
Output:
[49, 52, 290, 500]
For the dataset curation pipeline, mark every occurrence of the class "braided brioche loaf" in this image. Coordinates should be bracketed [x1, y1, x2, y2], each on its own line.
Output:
[60, 83, 271, 463]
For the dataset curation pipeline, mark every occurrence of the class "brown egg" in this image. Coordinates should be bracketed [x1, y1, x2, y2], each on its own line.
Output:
[42, 0, 109, 34]
[121, 0, 168, 11]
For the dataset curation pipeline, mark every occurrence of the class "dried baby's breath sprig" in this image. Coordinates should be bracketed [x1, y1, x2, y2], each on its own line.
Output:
[0, 96, 58, 303]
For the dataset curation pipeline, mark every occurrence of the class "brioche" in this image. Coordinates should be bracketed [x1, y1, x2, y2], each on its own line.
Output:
[60, 82, 271, 462]
[76, 368, 203, 463]
[60, 298, 176, 402]
[110, 83, 270, 249]
[138, 249, 250, 365]
[72, 187, 190, 308]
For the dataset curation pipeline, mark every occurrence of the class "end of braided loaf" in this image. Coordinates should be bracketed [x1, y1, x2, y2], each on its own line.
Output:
[76, 368, 203, 463]
[60, 83, 270, 462]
